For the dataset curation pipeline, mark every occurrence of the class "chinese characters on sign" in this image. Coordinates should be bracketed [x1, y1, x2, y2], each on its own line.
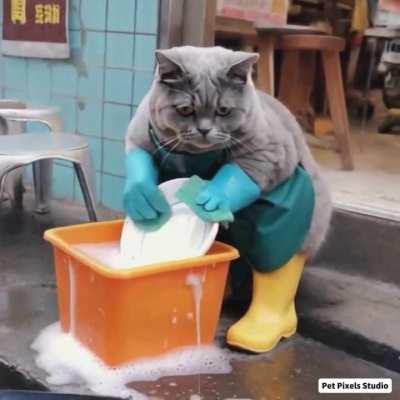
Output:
[11, 0, 26, 24]
[3, 0, 69, 59]
[35, 3, 61, 25]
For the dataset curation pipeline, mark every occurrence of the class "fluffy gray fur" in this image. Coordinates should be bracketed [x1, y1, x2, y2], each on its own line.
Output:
[126, 46, 332, 257]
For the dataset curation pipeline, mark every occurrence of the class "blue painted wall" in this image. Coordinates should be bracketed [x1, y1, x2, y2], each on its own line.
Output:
[0, 0, 159, 210]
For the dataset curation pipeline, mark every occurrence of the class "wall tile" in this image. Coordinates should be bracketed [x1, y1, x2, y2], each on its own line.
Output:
[52, 62, 78, 96]
[0, 57, 4, 87]
[103, 139, 125, 176]
[82, 32, 105, 66]
[133, 34, 156, 70]
[75, 171, 101, 203]
[27, 91, 51, 105]
[103, 103, 131, 140]
[106, 33, 134, 69]
[105, 69, 132, 104]
[4, 57, 27, 91]
[23, 165, 34, 186]
[78, 67, 104, 100]
[0, 0, 159, 211]
[107, 0, 136, 33]
[133, 70, 153, 105]
[81, 0, 107, 31]
[26, 121, 50, 133]
[27, 59, 51, 99]
[77, 99, 103, 137]
[4, 88, 26, 100]
[69, 0, 81, 30]
[136, 0, 158, 34]
[52, 164, 74, 200]
[52, 95, 77, 133]
[101, 174, 125, 211]
[69, 30, 82, 50]
[85, 135, 102, 171]
[55, 159, 71, 167]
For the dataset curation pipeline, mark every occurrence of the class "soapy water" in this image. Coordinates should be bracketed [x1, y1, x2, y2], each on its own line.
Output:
[73, 236, 212, 270]
[31, 323, 233, 399]
[186, 273, 206, 346]
[186, 273, 206, 397]
[74, 242, 136, 269]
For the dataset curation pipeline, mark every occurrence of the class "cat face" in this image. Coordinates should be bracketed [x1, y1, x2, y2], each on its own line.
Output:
[150, 47, 259, 153]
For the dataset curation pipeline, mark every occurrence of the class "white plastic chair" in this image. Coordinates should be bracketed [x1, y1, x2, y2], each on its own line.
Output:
[0, 132, 97, 221]
[0, 102, 63, 213]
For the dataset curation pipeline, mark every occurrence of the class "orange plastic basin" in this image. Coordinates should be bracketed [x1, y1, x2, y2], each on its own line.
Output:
[44, 220, 239, 366]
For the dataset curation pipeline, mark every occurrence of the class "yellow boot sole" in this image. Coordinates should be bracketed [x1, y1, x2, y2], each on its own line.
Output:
[227, 326, 296, 353]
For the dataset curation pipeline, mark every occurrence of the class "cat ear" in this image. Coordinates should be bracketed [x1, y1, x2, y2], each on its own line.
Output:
[227, 52, 259, 85]
[155, 50, 185, 84]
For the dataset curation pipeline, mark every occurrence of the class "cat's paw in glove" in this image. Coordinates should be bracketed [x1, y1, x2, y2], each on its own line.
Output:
[124, 148, 171, 230]
[195, 186, 230, 212]
[196, 163, 261, 215]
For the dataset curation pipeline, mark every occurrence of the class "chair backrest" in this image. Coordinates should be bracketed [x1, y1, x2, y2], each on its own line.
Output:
[0, 100, 26, 109]
[0, 99, 27, 136]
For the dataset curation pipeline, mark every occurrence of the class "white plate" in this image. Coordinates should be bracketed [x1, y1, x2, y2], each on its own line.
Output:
[120, 178, 219, 266]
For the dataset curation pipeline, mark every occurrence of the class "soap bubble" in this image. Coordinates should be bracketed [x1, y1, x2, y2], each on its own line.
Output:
[32, 323, 233, 398]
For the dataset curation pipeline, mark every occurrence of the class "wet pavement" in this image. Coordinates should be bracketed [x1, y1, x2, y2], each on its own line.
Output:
[1, 195, 399, 399]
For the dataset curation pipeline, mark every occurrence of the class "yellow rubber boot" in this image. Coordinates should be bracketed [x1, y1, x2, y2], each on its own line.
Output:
[227, 253, 306, 353]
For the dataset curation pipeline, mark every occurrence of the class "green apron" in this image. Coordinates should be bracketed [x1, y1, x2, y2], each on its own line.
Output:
[149, 126, 315, 272]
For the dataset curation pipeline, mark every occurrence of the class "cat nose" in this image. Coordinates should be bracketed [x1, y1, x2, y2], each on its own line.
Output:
[198, 128, 211, 136]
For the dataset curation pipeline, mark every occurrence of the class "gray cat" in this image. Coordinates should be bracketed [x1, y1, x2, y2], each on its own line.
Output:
[125, 46, 332, 353]
[126, 46, 332, 257]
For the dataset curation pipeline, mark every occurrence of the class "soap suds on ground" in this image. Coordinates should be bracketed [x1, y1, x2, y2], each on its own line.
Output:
[32, 323, 233, 399]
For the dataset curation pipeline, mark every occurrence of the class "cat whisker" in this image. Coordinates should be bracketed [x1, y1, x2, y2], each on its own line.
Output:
[214, 132, 230, 139]
[224, 143, 234, 159]
[181, 131, 197, 141]
[160, 138, 181, 166]
[153, 137, 179, 156]
[218, 136, 231, 143]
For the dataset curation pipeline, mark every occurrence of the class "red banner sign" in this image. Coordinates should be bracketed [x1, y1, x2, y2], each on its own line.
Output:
[2, 0, 69, 59]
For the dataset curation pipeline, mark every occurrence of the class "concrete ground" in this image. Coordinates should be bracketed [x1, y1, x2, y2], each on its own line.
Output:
[1, 194, 400, 399]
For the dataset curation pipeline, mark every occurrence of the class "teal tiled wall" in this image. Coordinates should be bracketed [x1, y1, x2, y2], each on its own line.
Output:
[0, 0, 159, 211]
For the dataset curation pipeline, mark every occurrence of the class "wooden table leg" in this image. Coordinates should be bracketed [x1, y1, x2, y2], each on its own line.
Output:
[322, 50, 354, 170]
[279, 50, 300, 106]
[258, 35, 276, 95]
[279, 51, 316, 132]
[296, 52, 316, 132]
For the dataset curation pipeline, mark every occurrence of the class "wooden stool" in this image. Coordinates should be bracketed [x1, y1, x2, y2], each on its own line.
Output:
[255, 24, 325, 95]
[278, 34, 354, 171]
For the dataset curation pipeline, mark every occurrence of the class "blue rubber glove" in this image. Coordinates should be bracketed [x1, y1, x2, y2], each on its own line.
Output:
[195, 163, 261, 215]
[123, 148, 170, 225]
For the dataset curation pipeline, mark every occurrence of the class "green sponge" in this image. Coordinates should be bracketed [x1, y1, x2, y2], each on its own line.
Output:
[175, 175, 234, 223]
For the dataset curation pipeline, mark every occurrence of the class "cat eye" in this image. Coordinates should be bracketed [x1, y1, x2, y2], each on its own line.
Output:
[216, 106, 231, 117]
[176, 105, 194, 117]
